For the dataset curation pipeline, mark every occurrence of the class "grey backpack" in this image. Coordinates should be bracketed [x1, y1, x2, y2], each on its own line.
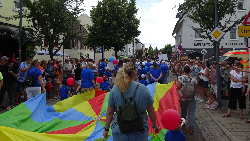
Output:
[181, 76, 195, 98]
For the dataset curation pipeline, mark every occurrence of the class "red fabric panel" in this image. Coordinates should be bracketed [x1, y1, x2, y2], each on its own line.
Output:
[45, 120, 94, 134]
[88, 93, 106, 116]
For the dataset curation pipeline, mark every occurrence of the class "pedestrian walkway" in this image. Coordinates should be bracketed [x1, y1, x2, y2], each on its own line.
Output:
[196, 99, 250, 141]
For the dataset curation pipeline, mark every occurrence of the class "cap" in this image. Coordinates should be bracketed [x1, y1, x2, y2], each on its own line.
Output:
[142, 62, 145, 66]
[1, 56, 8, 60]
[141, 74, 146, 78]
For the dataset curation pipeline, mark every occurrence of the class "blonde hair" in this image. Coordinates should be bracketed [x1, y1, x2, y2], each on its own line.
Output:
[115, 62, 136, 93]
[86, 62, 93, 68]
[29, 59, 39, 70]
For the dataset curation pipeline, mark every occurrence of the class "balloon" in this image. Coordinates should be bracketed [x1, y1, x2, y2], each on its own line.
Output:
[144, 66, 148, 70]
[113, 60, 118, 64]
[161, 109, 181, 130]
[67, 78, 74, 86]
[96, 77, 103, 84]
[109, 57, 114, 62]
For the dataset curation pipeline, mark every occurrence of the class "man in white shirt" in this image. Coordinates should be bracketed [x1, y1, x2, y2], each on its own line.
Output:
[63, 58, 72, 80]
[81, 58, 87, 68]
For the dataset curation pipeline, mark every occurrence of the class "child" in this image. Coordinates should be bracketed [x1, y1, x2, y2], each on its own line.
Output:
[53, 73, 60, 99]
[102, 76, 110, 92]
[204, 93, 218, 109]
[104, 67, 112, 80]
[46, 78, 53, 100]
[139, 74, 147, 86]
[165, 118, 186, 141]
[138, 65, 147, 80]
[60, 80, 72, 101]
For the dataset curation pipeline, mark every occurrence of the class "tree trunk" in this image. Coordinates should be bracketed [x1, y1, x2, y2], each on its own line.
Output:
[114, 47, 118, 60]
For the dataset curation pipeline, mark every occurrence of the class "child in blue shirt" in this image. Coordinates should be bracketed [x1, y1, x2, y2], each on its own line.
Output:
[139, 74, 147, 86]
[60, 80, 72, 101]
[165, 118, 186, 141]
[138, 65, 147, 80]
[102, 76, 110, 92]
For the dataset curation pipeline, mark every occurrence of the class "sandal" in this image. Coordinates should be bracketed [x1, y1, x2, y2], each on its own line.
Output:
[222, 113, 231, 117]
[240, 115, 244, 119]
[246, 120, 250, 123]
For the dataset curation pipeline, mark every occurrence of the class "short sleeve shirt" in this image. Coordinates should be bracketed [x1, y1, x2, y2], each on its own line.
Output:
[63, 63, 72, 77]
[149, 68, 163, 83]
[81, 68, 95, 88]
[26, 67, 43, 87]
[98, 62, 106, 73]
[17, 62, 28, 82]
[178, 75, 197, 100]
[108, 82, 154, 130]
[164, 130, 186, 141]
[60, 86, 69, 101]
[230, 70, 245, 88]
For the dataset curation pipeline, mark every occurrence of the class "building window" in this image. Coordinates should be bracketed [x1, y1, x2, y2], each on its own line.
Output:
[13, 0, 23, 11]
[238, 0, 244, 10]
[0, 0, 2, 6]
[195, 28, 201, 38]
[230, 28, 236, 39]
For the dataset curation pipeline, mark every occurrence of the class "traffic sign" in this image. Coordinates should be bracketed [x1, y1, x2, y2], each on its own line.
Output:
[242, 11, 250, 25]
[178, 45, 182, 51]
[201, 49, 207, 55]
[209, 27, 225, 42]
[238, 25, 250, 37]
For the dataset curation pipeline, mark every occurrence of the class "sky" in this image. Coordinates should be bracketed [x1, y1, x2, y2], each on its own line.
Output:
[82, 0, 184, 49]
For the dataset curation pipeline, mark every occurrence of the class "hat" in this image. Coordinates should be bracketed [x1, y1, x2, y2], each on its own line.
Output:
[103, 75, 108, 80]
[105, 67, 109, 70]
[142, 62, 145, 66]
[56, 58, 60, 62]
[180, 118, 185, 126]
[141, 74, 146, 78]
[1, 56, 8, 60]
[65, 58, 70, 61]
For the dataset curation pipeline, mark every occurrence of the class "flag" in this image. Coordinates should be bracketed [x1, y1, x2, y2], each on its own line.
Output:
[0, 82, 178, 141]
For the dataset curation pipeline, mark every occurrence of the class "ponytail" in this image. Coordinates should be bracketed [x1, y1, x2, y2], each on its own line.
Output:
[115, 68, 131, 93]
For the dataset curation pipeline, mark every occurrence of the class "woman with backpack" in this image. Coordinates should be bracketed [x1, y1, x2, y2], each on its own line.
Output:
[176, 66, 197, 134]
[26, 59, 46, 100]
[103, 62, 159, 140]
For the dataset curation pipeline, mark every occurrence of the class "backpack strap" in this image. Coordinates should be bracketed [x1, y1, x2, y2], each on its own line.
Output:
[121, 83, 140, 104]
[32, 69, 38, 76]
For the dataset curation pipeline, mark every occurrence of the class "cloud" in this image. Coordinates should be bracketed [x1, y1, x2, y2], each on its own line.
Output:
[83, 0, 184, 49]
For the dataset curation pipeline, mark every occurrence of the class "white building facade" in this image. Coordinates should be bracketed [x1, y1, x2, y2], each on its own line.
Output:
[124, 38, 144, 57]
[172, 0, 249, 62]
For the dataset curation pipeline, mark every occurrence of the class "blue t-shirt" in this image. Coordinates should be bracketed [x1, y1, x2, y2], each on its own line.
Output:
[60, 86, 69, 101]
[102, 81, 110, 90]
[149, 68, 163, 83]
[17, 62, 29, 82]
[158, 63, 162, 67]
[165, 130, 186, 141]
[161, 64, 169, 73]
[145, 62, 152, 72]
[108, 82, 154, 130]
[26, 67, 43, 87]
[138, 68, 147, 76]
[81, 68, 95, 88]
[139, 80, 147, 86]
[98, 62, 106, 73]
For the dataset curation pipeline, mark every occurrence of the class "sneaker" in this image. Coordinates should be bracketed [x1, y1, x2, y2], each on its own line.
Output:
[199, 99, 205, 103]
[54, 97, 57, 99]
[196, 96, 201, 101]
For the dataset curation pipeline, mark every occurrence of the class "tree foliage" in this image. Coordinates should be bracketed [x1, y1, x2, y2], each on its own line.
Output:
[178, 0, 247, 59]
[5, 0, 85, 60]
[134, 49, 142, 59]
[83, 0, 141, 58]
[148, 45, 155, 59]
[161, 44, 173, 58]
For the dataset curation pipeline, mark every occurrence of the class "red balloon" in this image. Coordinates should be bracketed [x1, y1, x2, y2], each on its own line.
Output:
[113, 60, 118, 64]
[161, 109, 181, 130]
[96, 77, 103, 84]
[67, 78, 74, 86]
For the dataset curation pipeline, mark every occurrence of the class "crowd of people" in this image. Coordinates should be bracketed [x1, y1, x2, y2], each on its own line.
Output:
[0, 53, 250, 140]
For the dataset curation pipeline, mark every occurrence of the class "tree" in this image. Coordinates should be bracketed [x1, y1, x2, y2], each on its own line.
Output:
[83, 0, 141, 59]
[134, 49, 142, 59]
[148, 45, 155, 59]
[178, 0, 247, 60]
[162, 44, 173, 59]
[5, 0, 84, 60]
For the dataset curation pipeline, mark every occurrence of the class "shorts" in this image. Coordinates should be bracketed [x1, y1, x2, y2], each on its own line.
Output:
[200, 80, 208, 88]
[75, 80, 81, 85]
[17, 81, 26, 93]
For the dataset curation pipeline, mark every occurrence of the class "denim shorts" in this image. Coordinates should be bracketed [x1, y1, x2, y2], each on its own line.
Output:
[200, 79, 208, 88]
[112, 125, 149, 141]
[17, 81, 26, 93]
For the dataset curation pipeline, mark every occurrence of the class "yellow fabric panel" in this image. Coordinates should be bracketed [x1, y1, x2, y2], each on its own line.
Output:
[153, 82, 174, 111]
[0, 124, 96, 141]
[73, 101, 98, 118]
[53, 90, 95, 112]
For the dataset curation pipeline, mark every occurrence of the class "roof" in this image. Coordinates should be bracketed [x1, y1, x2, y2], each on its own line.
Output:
[172, 13, 185, 36]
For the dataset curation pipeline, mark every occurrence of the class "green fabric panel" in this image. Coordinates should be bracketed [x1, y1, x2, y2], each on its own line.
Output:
[98, 120, 112, 135]
[100, 92, 110, 115]
[158, 129, 168, 141]
[0, 103, 90, 133]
